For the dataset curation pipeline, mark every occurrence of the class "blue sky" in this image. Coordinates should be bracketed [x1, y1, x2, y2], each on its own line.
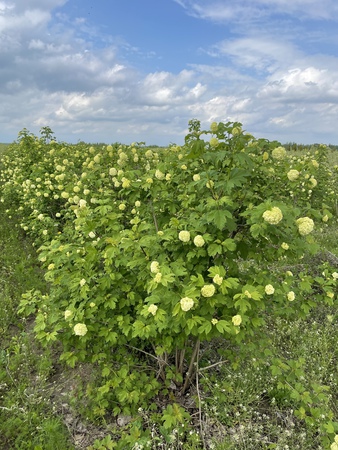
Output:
[1, 0, 338, 145]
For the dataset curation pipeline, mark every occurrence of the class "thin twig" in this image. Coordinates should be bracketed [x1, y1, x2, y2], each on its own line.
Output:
[198, 359, 228, 372]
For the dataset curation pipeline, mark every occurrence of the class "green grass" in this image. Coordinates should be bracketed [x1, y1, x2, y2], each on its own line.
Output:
[0, 202, 74, 450]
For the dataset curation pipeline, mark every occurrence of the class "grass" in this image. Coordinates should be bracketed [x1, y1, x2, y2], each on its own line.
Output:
[0, 144, 337, 449]
[0, 200, 74, 449]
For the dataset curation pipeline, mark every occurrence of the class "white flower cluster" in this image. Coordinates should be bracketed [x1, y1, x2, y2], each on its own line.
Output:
[150, 261, 160, 274]
[201, 284, 216, 297]
[178, 230, 190, 242]
[265, 285, 275, 295]
[73, 323, 88, 336]
[271, 146, 287, 160]
[262, 207, 283, 225]
[287, 169, 300, 181]
[193, 235, 205, 247]
[180, 297, 194, 312]
[148, 304, 158, 316]
[296, 217, 314, 236]
[232, 315, 242, 326]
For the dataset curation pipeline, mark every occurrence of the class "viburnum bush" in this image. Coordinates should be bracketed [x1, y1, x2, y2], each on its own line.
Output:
[1, 121, 337, 419]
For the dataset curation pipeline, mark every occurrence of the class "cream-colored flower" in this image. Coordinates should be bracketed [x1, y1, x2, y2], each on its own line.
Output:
[193, 235, 205, 247]
[48, 263, 55, 270]
[210, 137, 219, 147]
[296, 217, 314, 236]
[78, 199, 87, 208]
[150, 261, 160, 274]
[312, 160, 319, 168]
[206, 180, 214, 189]
[155, 170, 165, 180]
[327, 292, 334, 299]
[178, 230, 190, 242]
[119, 203, 126, 211]
[244, 290, 252, 298]
[79, 278, 86, 287]
[309, 177, 317, 187]
[265, 284, 275, 295]
[287, 291, 295, 301]
[213, 274, 223, 286]
[89, 302, 95, 308]
[180, 297, 194, 312]
[135, 200, 141, 207]
[73, 323, 88, 336]
[232, 315, 242, 326]
[181, 164, 187, 170]
[64, 310, 73, 320]
[193, 174, 200, 181]
[332, 272, 338, 280]
[286, 271, 293, 277]
[148, 304, 158, 316]
[281, 242, 289, 250]
[88, 231, 96, 239]
[154, 272, 162, 283]
[263, 152, 269, 161]
[210, 122, 218, 133]
[322, 214, 329, 222]
[201, 284, 216, 297]
[122, 178, 131, 188]
[232, 126, 241, 136]
[262, 207, 283, 225]
[287, 169, 300, 181]
[109, 167, 117, 176]
[271, 146, 287, 160]
[211, 318, 218, 325]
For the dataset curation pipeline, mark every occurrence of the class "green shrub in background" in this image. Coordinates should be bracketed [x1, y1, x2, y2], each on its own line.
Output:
[1, 121, 338, 447]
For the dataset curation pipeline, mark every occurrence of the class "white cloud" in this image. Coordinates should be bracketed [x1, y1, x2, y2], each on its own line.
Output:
[174, 0, 338, 22]
[0, 0, 338, 145]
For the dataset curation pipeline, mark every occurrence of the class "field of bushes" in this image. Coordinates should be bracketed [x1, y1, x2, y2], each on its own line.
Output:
[0, 122, 338, 449]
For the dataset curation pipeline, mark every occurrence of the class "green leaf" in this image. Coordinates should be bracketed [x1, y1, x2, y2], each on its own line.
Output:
[215, 320, 231, 334]
[198, 320, 212, 335]
[207, 243, 223, 257]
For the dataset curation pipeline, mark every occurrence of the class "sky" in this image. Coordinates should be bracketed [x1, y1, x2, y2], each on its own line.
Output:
[1, 0, 338, 146]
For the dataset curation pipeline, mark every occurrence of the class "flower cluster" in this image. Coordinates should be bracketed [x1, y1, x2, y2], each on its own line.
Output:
[201, 284, 216, 297]
[287, 169, 300, 181]
[296, 217, 314, 236]
[271, 146, 287, 160]
[232, 315, 242, 326]
[287, 291, 295, 301]
[148, 304, 158, 316]
[178, 230, 190, 242]
[193, 235, 205, 247]
[262, 207, 283, 225]
[180, 297, 194, 312]
[213, 274, 223, 286]
[73, 323, 88, 336]
[265, 285, 275, 295]
[150, 261, 160, 274]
